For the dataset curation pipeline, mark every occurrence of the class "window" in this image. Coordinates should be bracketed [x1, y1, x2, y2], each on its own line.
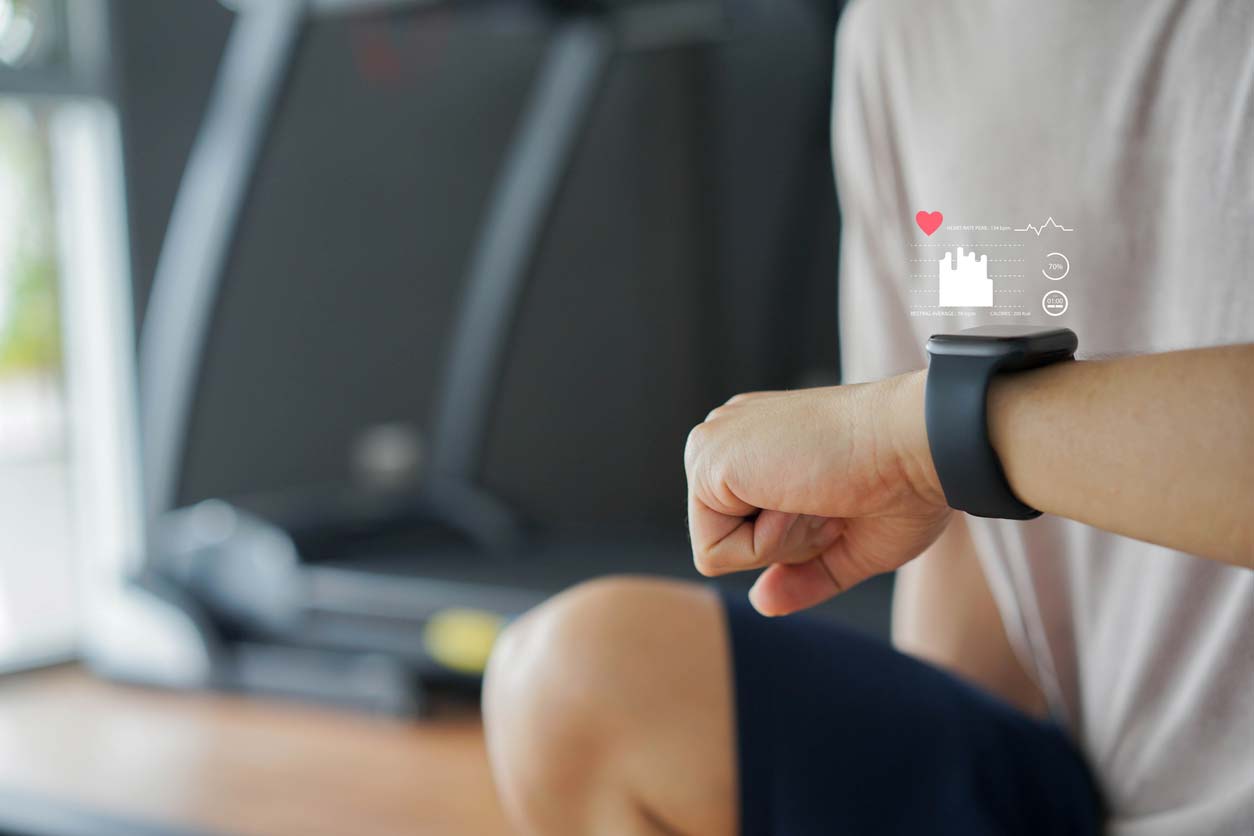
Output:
[0, 97, 77, 667]
[0, 0, 132, 670]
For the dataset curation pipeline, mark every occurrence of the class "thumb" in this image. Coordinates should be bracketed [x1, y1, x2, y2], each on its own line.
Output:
[747, 548, 859, 617]
[747, 515, 946, 616]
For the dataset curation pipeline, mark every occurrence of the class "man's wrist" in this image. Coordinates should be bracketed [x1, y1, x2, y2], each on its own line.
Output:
[985, 358, 1085, 516]
[888, 369, 947, 508]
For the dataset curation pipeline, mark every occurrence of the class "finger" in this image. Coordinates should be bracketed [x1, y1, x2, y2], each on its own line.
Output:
[688, 485, 757, 577]
[695, 509, 793, 577]
[759, 514, 844, 571]
[755, 509, 800, 558]
[695, 512, 844, 577]
[746, 535, 878, 616]
[747, 559, 842, 616]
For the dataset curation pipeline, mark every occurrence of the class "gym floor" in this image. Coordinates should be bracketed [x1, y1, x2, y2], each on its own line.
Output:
[0, 666, 508, 836]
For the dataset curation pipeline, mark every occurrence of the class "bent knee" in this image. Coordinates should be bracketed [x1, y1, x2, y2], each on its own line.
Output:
[483, 575, 713, 737]
[482, 576, 723, 822]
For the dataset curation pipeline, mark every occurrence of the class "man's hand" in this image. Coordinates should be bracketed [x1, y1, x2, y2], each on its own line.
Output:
[684, 371, 951, 616]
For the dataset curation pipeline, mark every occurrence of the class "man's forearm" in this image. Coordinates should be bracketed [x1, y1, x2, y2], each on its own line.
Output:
[983, 345, 1254, 567]
[685, 344, 1253, 616]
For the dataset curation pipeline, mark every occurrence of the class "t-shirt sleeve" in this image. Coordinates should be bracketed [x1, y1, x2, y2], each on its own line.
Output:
[833, 0, 926, 385]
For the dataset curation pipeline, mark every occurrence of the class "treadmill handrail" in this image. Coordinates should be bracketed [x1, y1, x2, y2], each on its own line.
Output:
[428, 19, 612, 480]
[139, 0, 305, 522]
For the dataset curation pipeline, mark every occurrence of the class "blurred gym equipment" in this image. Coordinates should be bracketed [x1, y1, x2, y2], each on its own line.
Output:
[94, 0, 844, 713]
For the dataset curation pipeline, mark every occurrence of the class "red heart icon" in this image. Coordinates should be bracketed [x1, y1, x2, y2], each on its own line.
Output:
[915, 210, 943, 236]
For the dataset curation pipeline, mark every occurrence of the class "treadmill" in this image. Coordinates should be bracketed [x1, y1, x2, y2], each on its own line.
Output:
[134, 0, 731, 714]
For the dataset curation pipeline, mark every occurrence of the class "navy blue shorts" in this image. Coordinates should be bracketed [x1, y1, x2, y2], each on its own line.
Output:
[723, 596, 1103, 835]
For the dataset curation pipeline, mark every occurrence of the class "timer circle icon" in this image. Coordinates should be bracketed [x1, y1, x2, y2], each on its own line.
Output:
[1043, 252, 1069, 281]
[1042, 290, 1069, 316]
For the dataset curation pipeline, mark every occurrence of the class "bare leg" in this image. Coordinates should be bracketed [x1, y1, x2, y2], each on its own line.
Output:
[482, 577, 737, 836]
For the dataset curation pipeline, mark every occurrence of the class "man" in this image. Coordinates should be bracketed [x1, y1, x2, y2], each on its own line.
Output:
[482, 1, 1254, 833]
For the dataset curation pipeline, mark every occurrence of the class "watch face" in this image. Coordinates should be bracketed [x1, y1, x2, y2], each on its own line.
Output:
[926, 325, 1077, 359]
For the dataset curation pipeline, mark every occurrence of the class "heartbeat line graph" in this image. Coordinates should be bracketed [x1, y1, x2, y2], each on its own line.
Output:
[1014, 216, 1073, 235]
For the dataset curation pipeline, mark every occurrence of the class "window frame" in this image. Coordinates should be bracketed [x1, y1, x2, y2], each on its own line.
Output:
[0, 0, 132, 675]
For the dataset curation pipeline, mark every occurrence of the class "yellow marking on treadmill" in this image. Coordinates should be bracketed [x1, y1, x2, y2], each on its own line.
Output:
[423, 608, 507, 675]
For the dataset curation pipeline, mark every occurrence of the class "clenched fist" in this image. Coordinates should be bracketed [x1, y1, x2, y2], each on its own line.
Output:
[684, 370, 951, 616]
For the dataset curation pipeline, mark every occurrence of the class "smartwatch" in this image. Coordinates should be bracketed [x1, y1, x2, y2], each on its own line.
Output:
[924, 325, 1078, 519]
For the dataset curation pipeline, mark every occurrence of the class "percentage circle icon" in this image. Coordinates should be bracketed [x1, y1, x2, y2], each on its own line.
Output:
[1043, 252, 1069, 281]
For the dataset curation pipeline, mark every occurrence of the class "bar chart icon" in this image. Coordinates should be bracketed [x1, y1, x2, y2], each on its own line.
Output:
[938, 247, 993, 307]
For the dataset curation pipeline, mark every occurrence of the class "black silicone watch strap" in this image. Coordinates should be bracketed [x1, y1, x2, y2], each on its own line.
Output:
[925, 353, 1041, 520]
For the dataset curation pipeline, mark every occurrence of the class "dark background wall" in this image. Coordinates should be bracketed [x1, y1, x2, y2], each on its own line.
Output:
[109, 0, 841, 539]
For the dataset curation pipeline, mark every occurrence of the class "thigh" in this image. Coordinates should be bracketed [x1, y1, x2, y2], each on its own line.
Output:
[605, 579, 739, 835]
[725, 594, 1103, 835]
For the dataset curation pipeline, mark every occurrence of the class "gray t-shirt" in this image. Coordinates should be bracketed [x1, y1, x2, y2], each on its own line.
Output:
[833, 2, 1254, 833]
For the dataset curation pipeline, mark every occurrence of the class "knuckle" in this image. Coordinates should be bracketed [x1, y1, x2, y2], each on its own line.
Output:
[705, 390, 757, 423]
[684, 422, 711, 470]
[691, 551, 721, 578]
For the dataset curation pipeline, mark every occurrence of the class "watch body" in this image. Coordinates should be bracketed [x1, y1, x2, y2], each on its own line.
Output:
[924, 325, 1077, 519]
